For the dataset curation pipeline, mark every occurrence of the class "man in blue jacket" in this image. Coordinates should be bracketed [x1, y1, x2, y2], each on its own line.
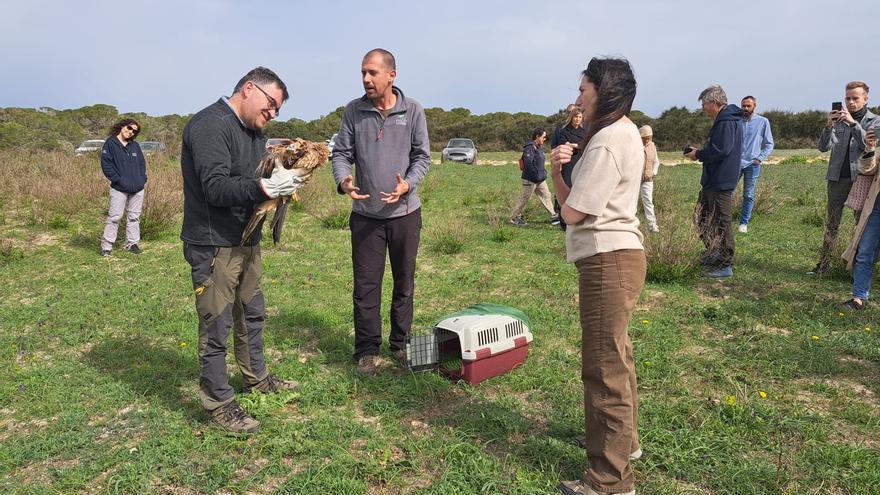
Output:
[100, 118, 147, 256]
[737, 96, 774, 234]
[332, 49, 431, 376]
[686, 85, 743, 278]
[510, 127, 559, 226]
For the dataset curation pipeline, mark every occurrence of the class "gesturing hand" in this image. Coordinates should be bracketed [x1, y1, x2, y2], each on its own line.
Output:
[340, 175, 370, 200]
[550, 142, 575, 175]
[379, 173, 410, 204]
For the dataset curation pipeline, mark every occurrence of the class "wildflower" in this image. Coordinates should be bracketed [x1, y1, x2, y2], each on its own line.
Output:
[865, 326, 873, 333]
[810, 335, 820, 341]
[643, 360, 653, 367]
[758, 390, 768, 399]
[838, 312, 845, 317]
[180, 341, 188, 347]
[725, 395, 737, 406]
[641, 320, 650, 325]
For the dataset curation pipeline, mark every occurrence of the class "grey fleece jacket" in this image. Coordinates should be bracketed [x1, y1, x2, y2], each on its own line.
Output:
[331, 86, 431, 219]
[818, 109, 878, 181]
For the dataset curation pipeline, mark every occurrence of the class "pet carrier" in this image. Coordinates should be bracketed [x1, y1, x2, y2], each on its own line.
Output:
[404, 303, 533, 384]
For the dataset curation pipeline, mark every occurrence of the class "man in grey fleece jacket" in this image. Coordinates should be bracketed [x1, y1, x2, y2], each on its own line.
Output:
[331, 48, 431, 376]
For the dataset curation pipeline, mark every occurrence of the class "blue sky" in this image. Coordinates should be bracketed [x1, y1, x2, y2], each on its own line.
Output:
[3, 0, 879, 120]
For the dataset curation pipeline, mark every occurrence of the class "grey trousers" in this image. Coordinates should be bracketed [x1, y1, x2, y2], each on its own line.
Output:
[817, 178, 860, 271]
[101, 187, 143, 251]
[183, 243, 269, 411]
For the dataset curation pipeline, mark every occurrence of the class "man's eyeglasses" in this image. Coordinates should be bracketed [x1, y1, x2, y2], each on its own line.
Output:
[251, 82, 280, 117]
[125, 125, 139, 134]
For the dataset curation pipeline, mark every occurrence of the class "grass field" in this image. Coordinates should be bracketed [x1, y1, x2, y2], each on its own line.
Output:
[1, 149, 879, 494]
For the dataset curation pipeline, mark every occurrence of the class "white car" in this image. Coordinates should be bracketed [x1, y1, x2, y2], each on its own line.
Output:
[326, 133, 338, 153]
[441, 138, 477, 164]
[74, 139, 105, 156]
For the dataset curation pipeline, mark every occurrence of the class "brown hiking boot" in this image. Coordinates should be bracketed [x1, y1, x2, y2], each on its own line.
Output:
[357, 355, 377, 376]
[210, 401, 260, 434]
[391, 349, 407, 368]
[244, 373, 299, 394]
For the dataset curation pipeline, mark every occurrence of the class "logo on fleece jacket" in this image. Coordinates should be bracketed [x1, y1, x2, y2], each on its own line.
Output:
[394, 114, 408, 126]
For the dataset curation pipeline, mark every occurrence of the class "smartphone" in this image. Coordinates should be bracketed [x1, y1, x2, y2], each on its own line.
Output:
[832, 101, 843, 111]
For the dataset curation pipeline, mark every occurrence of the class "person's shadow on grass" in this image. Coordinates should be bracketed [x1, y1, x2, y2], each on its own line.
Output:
[84, 336, 203, 420]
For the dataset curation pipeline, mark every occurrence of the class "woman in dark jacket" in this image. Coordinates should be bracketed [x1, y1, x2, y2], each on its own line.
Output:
[553, 108, 587, 229]
[509, 127, 559, 226]
[99, 118, 147, 256]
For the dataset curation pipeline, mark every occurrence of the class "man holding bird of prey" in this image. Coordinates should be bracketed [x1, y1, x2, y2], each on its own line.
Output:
[180, 66, 300, 434]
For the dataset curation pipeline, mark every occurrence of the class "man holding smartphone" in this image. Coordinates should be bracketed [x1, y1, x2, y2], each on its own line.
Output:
[810, 81, 879, 275]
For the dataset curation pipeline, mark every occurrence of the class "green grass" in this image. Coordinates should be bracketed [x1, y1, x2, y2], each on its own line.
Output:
[1, 150, 878, 494]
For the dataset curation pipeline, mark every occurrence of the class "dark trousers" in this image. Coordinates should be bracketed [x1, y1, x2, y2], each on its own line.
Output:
[817, 178, 860, 271]
[350, 209, 422, 360]
[576, 249, 646, 493]
[695, 189, 735, 267]
[553, 160, 576, 231]
[183, 243, 268, 411]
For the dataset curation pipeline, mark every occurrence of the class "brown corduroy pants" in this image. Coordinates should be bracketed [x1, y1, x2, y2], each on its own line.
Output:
[575, 249, 646, 494]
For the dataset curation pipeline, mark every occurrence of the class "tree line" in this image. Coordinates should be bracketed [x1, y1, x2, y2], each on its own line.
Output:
[4, 103, 876, 155]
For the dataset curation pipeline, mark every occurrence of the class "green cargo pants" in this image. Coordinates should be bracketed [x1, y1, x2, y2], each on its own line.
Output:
[183, 243, 270, 411]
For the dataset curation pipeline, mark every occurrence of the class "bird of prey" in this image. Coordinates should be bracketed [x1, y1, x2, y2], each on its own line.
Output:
[240, 138, 329, 246]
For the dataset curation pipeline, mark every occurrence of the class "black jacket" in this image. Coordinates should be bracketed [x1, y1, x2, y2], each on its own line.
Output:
[101, 138, 147, 193]
[180, 99, 271, 246]
[521, 140, 546, 183]
[696, 104, 744, 192]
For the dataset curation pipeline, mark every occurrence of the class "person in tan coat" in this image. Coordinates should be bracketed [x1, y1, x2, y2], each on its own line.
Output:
[841, 127, 880, 310]
[639, 125, 660, 232]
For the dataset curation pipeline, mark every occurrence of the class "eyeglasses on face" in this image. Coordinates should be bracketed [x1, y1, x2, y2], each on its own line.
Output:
[251, 82, 280, 117]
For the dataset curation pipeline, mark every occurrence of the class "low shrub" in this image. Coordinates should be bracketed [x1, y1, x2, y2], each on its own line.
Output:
[643, 200, 702, 283]
[0, 240, 24, 265]
[428, 222, 466, 255]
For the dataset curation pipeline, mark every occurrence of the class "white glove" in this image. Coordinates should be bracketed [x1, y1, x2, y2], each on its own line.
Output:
[260, 167, 305, 198]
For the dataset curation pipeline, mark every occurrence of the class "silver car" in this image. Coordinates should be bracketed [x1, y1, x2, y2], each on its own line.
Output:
[326, 133, 338, 153]
[140, 141, 167, 155]
[74, 139, 105, 156]
[441, 138, 477, 164]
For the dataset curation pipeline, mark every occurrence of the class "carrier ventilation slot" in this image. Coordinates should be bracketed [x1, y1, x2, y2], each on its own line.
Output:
[505, 320, 524, 339]
[477, 327, 499, 346]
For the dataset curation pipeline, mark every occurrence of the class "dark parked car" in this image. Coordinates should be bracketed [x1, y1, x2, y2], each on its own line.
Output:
[140, 141, 167, 155]
[441, 138, 477, 164]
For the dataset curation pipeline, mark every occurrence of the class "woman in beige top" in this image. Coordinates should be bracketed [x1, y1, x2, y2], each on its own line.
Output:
[551, 57, 645, 495]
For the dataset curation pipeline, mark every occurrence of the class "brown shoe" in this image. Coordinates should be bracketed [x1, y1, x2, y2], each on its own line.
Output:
[357, 355, 377, 376]
[244, 373, 299, 394]
[210, 401, 260, 434]
[391, 349, 407, 368]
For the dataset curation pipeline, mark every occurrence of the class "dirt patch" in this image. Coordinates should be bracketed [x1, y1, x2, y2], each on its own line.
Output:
[10, 455, 81, 486]
[755, 323, 791, 336]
